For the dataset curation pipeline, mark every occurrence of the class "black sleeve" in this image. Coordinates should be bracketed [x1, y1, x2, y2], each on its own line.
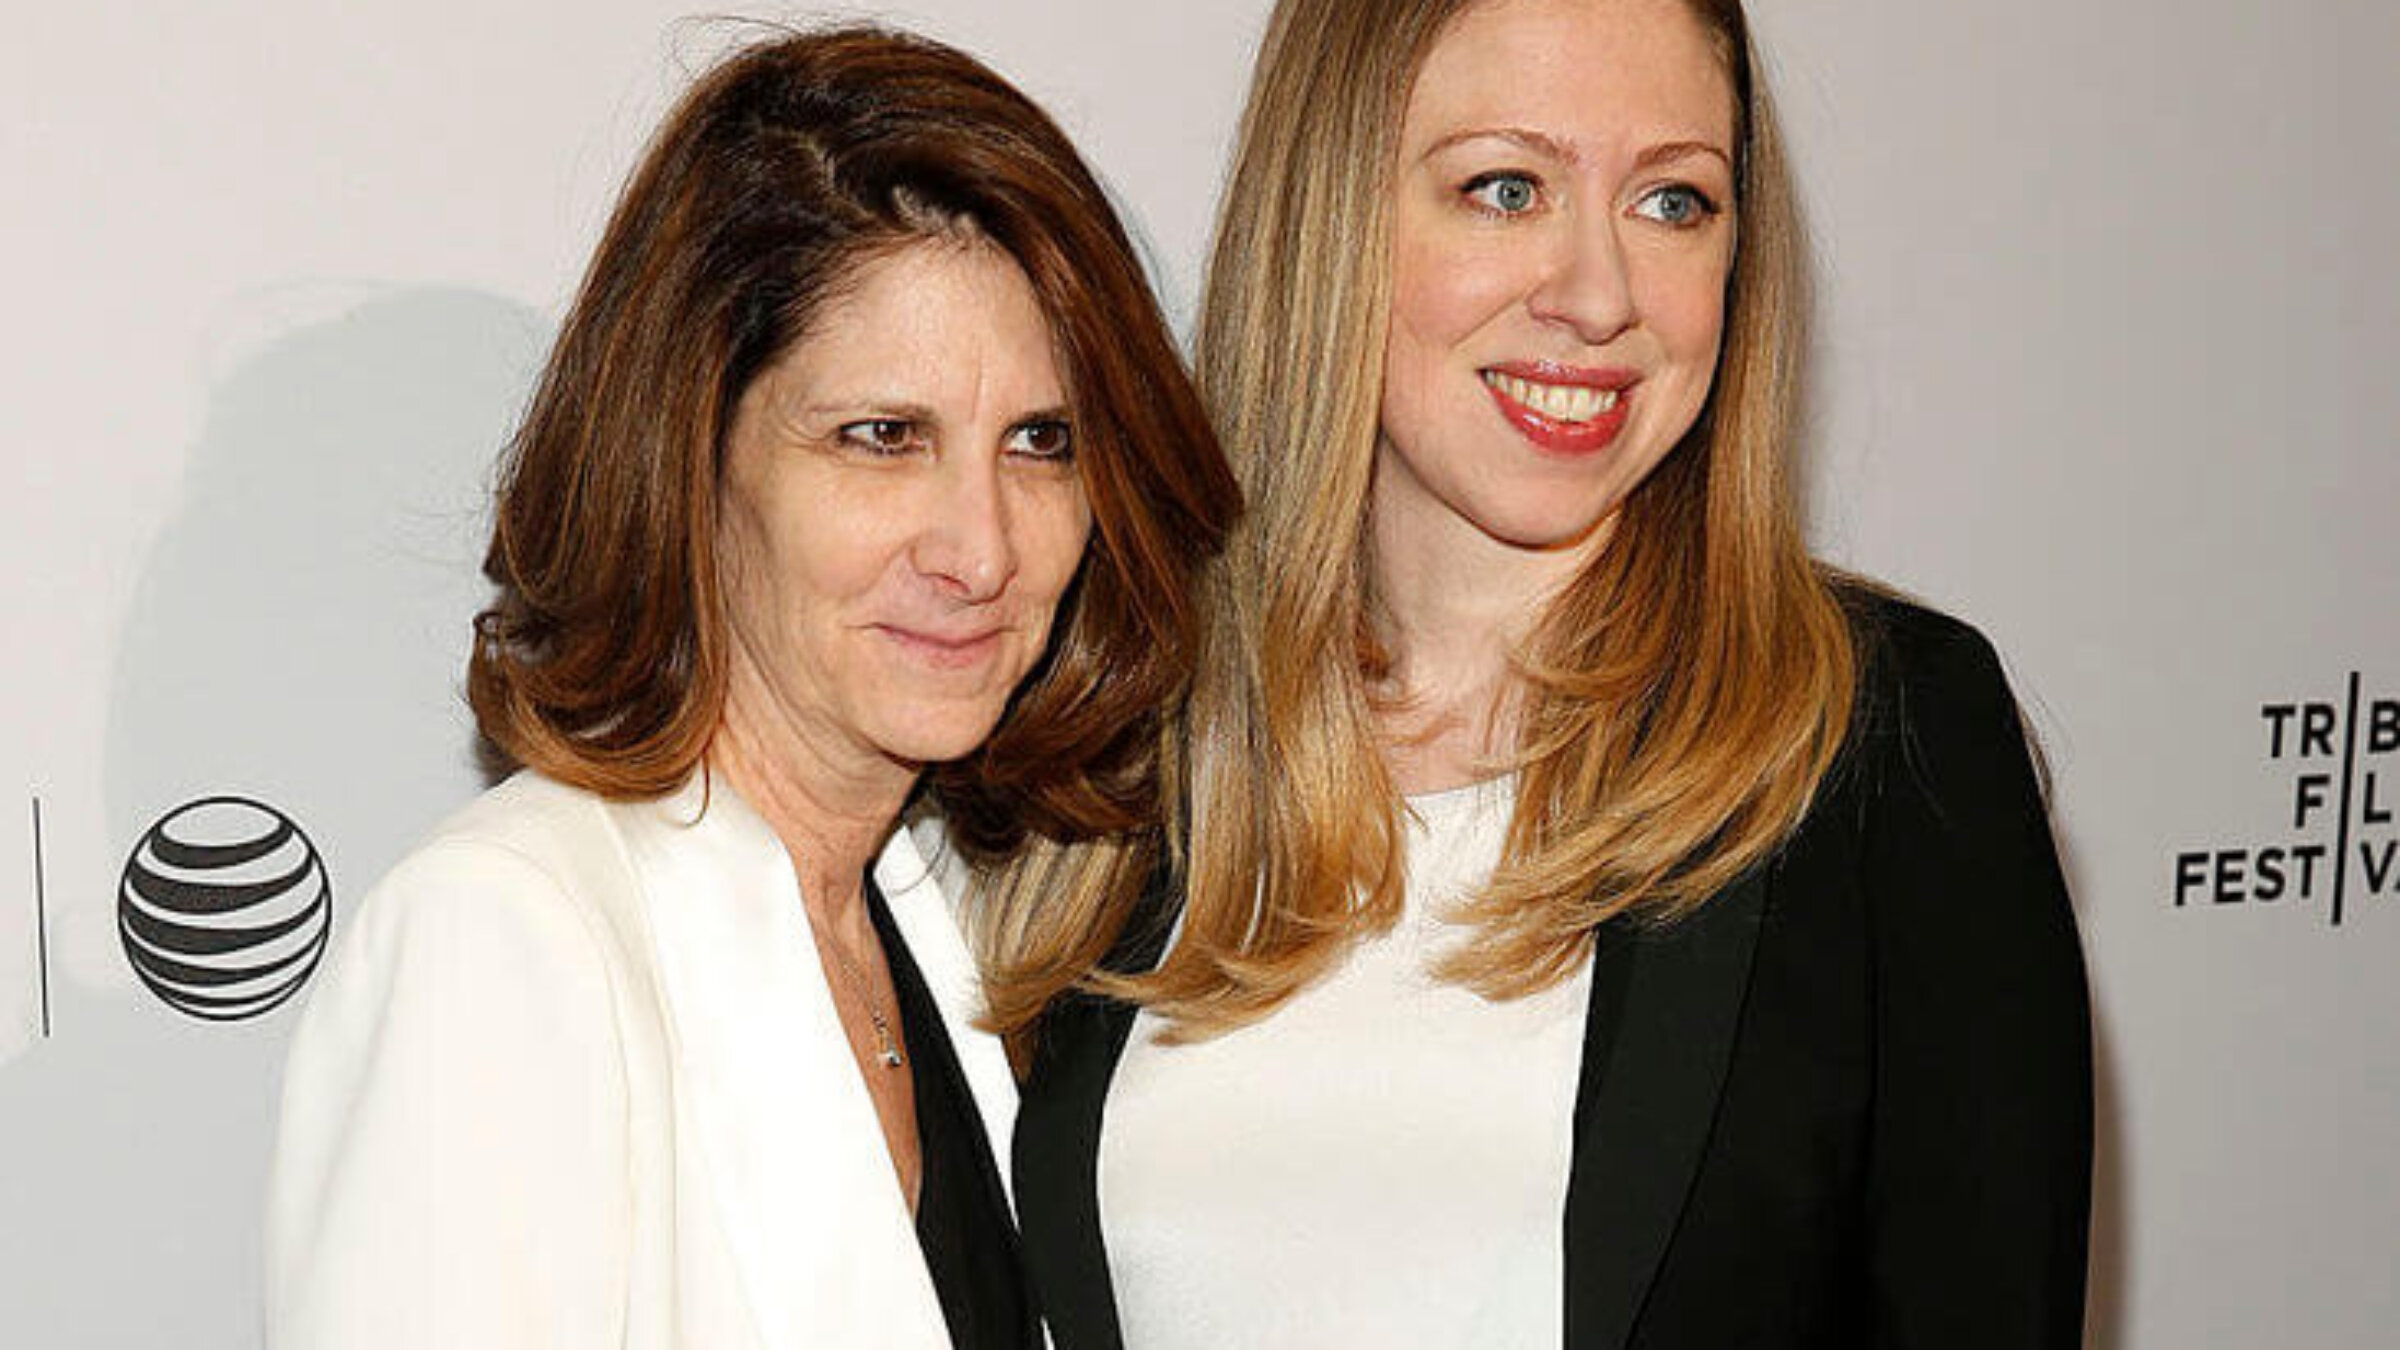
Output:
[1857, 616, 2094, 1347]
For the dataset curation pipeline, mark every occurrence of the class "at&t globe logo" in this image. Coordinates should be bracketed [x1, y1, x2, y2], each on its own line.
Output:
[118, 796, 332, 1021]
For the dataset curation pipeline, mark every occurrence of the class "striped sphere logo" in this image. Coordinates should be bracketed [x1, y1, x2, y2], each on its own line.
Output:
[118, 796, 332, 1022]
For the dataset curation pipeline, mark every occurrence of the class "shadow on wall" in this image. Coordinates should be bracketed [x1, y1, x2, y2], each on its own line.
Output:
[105, 287, 545, 904]
[2050, 818, 2129, 1350]
[0, 289, 542, 1348]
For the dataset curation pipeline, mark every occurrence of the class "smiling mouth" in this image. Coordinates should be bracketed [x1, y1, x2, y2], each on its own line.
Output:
[1480, 371, 1621, 423]
[1478, 366, 1635, 455]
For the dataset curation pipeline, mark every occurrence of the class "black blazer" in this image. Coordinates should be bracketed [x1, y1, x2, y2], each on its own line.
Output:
[1014, 596, 2094, 1349]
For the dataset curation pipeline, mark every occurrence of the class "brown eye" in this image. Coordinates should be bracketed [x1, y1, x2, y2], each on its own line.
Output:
[838, 419, 919, 455]
[1005, 419, 1075, 462]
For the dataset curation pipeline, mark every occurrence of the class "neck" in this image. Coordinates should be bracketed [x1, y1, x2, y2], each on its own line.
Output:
[710, 660, 916, 929]
[1367, 464, 1607, 794]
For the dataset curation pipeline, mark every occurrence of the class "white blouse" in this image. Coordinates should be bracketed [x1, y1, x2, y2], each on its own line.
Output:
[1099, 776, 1593, 1348]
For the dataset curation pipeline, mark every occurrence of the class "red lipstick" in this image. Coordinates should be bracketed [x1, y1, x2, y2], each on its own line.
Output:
[1480, 361, 1636, 457]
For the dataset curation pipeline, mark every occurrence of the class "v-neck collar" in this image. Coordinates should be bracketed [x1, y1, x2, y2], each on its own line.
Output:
[610, 774, 1019, 1348]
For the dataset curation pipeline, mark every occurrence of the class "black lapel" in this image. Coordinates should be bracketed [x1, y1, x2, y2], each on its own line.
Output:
[1012, 886, 1177, 1350]
[1563, 867, 1771, 1348]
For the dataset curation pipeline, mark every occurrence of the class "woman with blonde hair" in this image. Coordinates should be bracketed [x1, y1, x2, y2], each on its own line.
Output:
[991, 0, 2092, 1345]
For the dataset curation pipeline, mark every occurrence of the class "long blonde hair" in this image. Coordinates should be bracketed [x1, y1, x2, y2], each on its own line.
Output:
[979, 0, 1855, 1042]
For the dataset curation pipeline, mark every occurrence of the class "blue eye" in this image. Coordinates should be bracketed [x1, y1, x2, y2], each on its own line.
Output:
[1463, 172, 1541, 215]
[1633, 184, 1718, 227]
[1004, 419, 1075, 462]
[837, 419, 921, 455]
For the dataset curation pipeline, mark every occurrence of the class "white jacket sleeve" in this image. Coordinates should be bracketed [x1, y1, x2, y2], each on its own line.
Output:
[264, 840, 631, 1348]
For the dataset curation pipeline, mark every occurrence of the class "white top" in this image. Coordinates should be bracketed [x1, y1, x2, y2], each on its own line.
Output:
[1099, 776, 1593, 1348]
[265, 771, 1015, 1349]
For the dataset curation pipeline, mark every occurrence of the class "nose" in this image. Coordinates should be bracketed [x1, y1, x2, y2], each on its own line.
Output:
[912, 456, 1017, 603]
[1526, 210, 1637, 347]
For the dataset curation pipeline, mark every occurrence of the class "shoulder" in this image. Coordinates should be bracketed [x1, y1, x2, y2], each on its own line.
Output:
[1777, 581, 2060, 891]
[1829, 581, 2030, 791]
[409, 770, 624, 882]
[1839, 583, 2016, 728]
[1810, 582, 2066, 903]
[327, 773, 639, 1014]
[277, 776, 645, 1162]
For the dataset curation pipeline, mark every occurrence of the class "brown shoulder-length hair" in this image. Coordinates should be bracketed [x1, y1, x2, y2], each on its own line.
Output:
[981, 0, 1856, 1043]
[469, 25, 1237, 853]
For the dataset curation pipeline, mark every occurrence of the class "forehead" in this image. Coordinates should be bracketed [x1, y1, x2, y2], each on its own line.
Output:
[779, 238, 1065, 397]
[1405, 0, 1735, 153]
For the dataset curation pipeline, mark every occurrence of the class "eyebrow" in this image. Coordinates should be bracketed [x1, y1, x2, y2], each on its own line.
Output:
[1632, 139, 1734, 174]
[1420, 126, 1733, 175]
[798, 400, 939, 422]
[1423, 126, 1578, 165]
[795, 401, 1074, 426]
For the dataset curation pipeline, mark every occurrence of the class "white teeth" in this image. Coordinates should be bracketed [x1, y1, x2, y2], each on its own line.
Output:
[1483, 371, 1620, 423]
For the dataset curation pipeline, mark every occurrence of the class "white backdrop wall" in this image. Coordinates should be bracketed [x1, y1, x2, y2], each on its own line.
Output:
[3, 2, 2391, 1346]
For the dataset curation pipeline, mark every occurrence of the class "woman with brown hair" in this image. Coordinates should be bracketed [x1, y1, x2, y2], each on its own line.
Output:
[264, 26, 1235, 1349]
[997, 1, 2092, 1345]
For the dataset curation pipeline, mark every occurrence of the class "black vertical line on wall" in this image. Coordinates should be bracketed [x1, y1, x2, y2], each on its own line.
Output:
[2332, 672, 2361, 929]
[31, 796, 51, 1038]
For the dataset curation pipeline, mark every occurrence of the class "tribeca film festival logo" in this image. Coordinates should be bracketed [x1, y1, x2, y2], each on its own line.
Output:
[116, 796, 333, 1022]
[2174, 673, 2398, 925]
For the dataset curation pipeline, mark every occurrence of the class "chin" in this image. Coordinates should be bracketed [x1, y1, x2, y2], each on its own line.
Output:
[869, 703, 1011, 767]
[1470, 497, 1623, 552]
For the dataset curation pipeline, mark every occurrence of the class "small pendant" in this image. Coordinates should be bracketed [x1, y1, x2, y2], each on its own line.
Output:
[878, 1046, 904, 1069]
